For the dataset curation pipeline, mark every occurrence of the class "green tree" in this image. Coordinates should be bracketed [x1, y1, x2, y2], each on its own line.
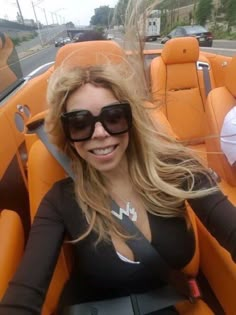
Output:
[225, 0, 236, 31]
[66, 21, 75, 28]
[113, 0, 129, 25]
[160, 9, 168, 33]
[90, 6, 114, 27]
[195, 0, 213, 26]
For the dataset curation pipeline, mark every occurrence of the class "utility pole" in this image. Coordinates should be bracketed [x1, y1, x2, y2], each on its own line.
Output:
[16, 0, 24, 24]
[43, 8, 48, 26]
[31, 1, 43, 46]
[51, 12, 55, 24]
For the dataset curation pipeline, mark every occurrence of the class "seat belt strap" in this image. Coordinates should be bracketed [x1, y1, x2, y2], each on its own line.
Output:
[111, 200, 200, 303]
[111, 199, 172, 279]
[27, 121, 75, 180]
[197, 61, 212, 97]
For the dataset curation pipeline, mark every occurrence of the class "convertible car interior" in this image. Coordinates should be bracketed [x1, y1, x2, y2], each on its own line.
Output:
[1, 37, 236, 315]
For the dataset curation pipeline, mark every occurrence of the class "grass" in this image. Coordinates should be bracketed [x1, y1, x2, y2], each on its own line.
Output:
[10, 32, 37, 46]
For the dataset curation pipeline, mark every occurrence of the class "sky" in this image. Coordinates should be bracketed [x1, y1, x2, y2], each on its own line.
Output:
[0, 0, 119, 26]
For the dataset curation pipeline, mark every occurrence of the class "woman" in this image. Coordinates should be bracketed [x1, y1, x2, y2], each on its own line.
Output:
[1, 62, 236, 315]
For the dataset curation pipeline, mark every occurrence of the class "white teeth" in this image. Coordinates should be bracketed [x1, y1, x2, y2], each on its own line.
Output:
[92, 146, 115, 156]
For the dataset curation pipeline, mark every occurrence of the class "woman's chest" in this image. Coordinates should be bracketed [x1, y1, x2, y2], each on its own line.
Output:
[71, 213, 195, 283]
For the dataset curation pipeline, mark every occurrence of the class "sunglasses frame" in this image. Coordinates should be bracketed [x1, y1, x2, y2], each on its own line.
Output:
[61, 102, 132, 142]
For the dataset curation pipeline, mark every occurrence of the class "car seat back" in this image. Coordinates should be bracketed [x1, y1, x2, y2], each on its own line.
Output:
[0, 209, 24, 299]
[55, 40, 126, 69]
[150, 37, 215, 142]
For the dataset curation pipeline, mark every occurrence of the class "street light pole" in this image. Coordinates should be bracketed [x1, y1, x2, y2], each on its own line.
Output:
[53, 8, 66, 25]
[31, 1, 43, 46]
[43, 8, 48, 26]
[51, 12, 54, 24]
[16, 0, 24, 24]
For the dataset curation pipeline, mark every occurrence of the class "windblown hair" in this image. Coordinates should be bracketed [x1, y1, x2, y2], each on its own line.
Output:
[46, 62, 217, 244]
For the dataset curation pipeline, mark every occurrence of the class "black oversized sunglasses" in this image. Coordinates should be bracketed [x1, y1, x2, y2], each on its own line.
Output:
[61, 102, 132, 142]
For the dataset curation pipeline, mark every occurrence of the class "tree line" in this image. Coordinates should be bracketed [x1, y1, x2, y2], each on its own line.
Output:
[90, 0, 236, 36]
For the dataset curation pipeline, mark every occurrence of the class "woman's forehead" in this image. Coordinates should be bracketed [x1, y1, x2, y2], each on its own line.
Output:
[66, 83, 118, 113]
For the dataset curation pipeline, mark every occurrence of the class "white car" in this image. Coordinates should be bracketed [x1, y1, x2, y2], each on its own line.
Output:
[107, 33, 114, 40]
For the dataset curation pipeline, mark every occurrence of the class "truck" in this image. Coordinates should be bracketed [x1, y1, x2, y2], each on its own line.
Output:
[145, 10, 161, 41]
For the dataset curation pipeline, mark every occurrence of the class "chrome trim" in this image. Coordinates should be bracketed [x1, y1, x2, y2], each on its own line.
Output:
[24, 62, 54, 80]
[196, 61, 210, 71]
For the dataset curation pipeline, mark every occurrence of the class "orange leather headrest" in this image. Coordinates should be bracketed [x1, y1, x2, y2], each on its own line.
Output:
[225, 56, 236, 97]
[162, 37, 199, 65]
[55, 40, 125, 69]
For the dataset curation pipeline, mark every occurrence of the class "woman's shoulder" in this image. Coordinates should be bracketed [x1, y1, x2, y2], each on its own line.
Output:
[52, 177, 74, 189]
[39, 177, 85, 231]
[48, 177, 74, 197]
[41, 177, 76, 212]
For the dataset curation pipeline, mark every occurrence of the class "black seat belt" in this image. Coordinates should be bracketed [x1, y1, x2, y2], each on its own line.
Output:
[111, 200, 200, 303]
[197, 61, 212, 97]
[28, 120, 201, 314]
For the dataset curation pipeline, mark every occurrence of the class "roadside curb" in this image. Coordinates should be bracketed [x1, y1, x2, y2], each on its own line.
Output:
[18, 44, 51, 60]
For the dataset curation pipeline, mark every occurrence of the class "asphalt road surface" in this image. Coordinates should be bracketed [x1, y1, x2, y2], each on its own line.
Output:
[144, 40, 236, 57]
[20, 46, 58, 77]
[19, 39, 236, 77]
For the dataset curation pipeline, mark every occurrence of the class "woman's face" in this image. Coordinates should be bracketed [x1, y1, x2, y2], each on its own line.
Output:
[66, 83, 129, 174]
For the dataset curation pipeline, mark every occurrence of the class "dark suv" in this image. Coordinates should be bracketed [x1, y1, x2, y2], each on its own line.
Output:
[161, 25, 213, 47]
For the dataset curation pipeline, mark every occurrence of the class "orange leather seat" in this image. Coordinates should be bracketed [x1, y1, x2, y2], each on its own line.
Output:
[205, 56, 236, 186]
[0, 209, 24, 299]
[150, 37, 215, 145]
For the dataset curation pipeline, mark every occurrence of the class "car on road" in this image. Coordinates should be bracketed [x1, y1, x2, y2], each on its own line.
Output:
[107, 33, 114, 40]
[161, 25, 213, 47]
[54, 37, 71, 47]
[72, 30, 106, 42]
[54, 37, 64, 47]
[72, 32, 83, 42]
[63, 37, 71, 44]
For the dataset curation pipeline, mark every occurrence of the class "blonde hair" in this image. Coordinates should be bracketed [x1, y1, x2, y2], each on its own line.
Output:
[45, 62, 217, 244]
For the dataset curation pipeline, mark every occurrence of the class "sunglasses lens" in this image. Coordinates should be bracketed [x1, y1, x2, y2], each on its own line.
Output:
[62, 103, 132, 141]
[102, 106, 130, 134]
[67, 112, 93, 141]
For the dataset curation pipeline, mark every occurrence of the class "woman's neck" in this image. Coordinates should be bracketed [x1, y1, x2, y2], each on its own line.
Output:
[103, 157, 130, 187]
[102, 156, 131, 191]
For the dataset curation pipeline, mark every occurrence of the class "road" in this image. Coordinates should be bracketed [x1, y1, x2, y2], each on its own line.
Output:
[20, 46, 58, 77]
[19, 39, 236, 77]
[143, 40, 236, 57]
[15, 25, 67, 56]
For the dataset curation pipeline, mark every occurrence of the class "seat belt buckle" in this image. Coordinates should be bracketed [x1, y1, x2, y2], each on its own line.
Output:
[187, 278, 202, 303]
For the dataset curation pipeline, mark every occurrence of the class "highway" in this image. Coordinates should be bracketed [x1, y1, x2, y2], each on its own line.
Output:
[19, 39, 236, 77]
[144, 40, 236, 57]
[20, 46, 58, 77]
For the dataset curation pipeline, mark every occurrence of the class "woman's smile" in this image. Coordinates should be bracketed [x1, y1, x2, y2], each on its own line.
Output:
[90, 144, 118, 156]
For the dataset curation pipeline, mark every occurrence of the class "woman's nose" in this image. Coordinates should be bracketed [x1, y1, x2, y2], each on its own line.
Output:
[91, 122, 109, 139]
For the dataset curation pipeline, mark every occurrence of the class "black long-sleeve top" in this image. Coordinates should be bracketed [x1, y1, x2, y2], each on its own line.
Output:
[0, 177, 236, 315]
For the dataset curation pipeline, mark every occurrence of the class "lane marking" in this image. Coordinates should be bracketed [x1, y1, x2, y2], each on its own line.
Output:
[19, 46, 52, 61]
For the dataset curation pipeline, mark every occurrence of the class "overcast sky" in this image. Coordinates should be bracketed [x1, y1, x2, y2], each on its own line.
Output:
[0, 0, 118, 26]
